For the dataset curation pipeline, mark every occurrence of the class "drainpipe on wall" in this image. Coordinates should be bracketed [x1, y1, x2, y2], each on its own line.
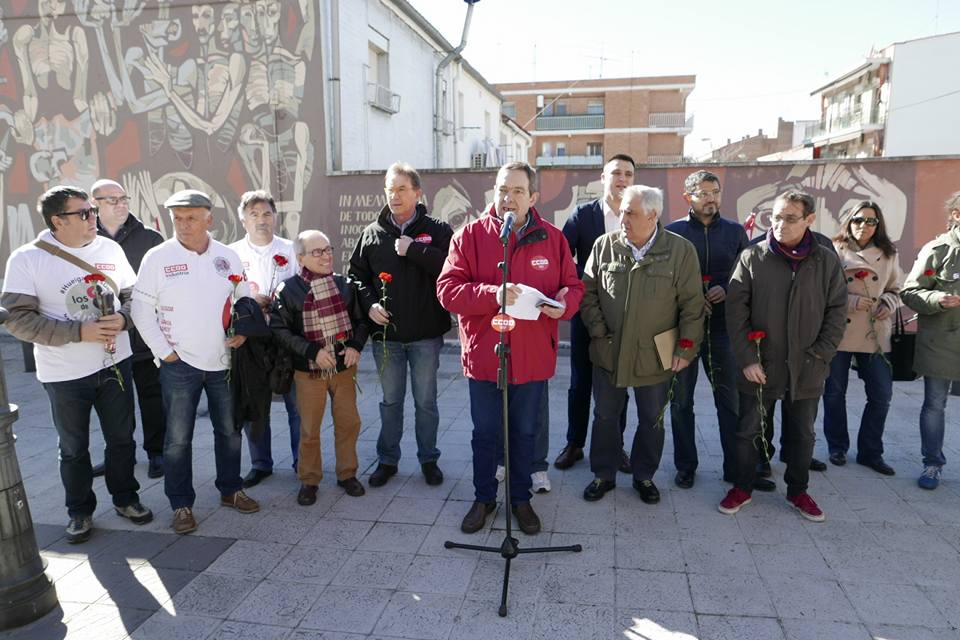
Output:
[434, 1, 478, 169]
[330, 0, 343, 171]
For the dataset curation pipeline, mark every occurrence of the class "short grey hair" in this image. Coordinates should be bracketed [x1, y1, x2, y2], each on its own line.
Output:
[622, 185, 664, 217]
[294, 229, 330, 255]
[237, 189, 276, 220]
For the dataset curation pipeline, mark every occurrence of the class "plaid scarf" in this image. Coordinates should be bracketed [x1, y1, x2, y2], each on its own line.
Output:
[768, 227, 813, 272]
[301, 267, 353, 371]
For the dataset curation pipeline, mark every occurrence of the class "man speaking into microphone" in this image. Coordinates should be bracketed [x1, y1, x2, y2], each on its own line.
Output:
[437, 162, 583, 535]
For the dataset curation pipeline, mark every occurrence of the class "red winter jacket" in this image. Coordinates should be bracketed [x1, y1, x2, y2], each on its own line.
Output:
[437, 206, 584, 385]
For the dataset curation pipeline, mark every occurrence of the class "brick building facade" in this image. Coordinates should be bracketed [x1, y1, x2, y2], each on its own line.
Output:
[495, 75, 695, 166]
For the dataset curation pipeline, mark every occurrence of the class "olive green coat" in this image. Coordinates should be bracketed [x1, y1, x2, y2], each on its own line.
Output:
[579, 225, 704, 388]
[901, 227, 960, 380]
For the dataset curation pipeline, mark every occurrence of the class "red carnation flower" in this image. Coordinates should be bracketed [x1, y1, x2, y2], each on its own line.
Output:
[747, 330, 766, 343]
[378, 272, 393, 284]
[228, 274, 243, 284]
[678, 338, 695, 350]
[273, 254, 288, 267]
[84, 274, 106, 283]
[702, 275, 712, 284]
[924, 268, 936, 277]
[335, 332, 348, 341]
[854, 270, 870, 280]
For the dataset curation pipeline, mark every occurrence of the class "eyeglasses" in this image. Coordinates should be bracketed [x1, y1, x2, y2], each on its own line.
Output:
[303, 247, 334, 257]
[94, 195, 130, 205]
[57, 207, 99, 221]
[691, 188, 721, 199]
[851, 217, 879, 226]
[771, 214, 805, 225]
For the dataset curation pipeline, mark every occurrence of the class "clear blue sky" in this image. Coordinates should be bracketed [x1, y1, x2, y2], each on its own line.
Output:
[409, 0, 960, 156]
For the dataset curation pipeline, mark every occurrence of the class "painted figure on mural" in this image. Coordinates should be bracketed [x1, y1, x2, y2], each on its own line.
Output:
[141, 3, 248, 157]
[735, 163, 908, 243]
[11, 0, 110, 188]
[237, 0, 315, 238]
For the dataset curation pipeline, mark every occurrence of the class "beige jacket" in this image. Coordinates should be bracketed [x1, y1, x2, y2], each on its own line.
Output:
[834, 241, 902, 353]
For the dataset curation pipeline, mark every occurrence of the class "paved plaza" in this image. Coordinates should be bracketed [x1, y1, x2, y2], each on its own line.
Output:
[4, 334, 960, 640]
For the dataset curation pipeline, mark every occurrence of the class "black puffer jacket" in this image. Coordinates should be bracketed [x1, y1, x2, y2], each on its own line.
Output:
[348, 204, 452, 343]
[270, 272, 370, 372]
[98, 214, 164, 361]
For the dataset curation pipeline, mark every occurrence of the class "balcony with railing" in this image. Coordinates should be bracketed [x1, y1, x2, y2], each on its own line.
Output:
[812, 107, 885, 142]
[536, 154, 604, 166]
[648, 113, 694, 131]
[645, 154, 685, 165]
[367, 83, 401, 114]
[535, 114, 605, 131]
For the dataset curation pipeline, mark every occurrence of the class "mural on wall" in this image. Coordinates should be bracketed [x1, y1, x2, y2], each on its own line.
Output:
[0, 0, 317, 261]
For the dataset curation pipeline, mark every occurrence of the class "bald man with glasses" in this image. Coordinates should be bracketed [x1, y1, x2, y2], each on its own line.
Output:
[93, 178, 166, 479]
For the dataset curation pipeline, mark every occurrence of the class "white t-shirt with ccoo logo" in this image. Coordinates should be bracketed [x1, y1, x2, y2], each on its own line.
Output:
[2, 230, 135, 383]
[132, 236, 249, 372]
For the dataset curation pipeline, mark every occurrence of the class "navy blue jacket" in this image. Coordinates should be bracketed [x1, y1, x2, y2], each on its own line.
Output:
[562, 199, 607, 278]
[665, 210, 749, 329]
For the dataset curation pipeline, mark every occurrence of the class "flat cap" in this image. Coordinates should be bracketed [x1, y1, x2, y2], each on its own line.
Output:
[164, 189, 213, 209]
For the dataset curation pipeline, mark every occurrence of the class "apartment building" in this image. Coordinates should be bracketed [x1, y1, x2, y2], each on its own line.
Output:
[810, 31, 960, 159]
[495, 75, 695, 166]
[699, 118, 819, 163]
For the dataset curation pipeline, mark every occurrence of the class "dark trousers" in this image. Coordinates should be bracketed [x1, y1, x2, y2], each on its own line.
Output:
[469, 379, 544, 505]
[736, 390, 818, 497]
[131, 357, 166, 457]
[590, 367, 669, 482]
[42, 358, 140, 518]
[823, 351, 892, 463]
[669, 326, 739, 477]
[567, 313, 627, 448]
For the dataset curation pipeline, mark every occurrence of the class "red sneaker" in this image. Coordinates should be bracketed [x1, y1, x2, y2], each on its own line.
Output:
[787, 492, 825, 522]
[718, 487, 752, 515]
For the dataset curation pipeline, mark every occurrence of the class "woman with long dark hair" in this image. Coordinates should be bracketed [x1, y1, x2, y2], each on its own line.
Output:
[822, 201, 902, 475]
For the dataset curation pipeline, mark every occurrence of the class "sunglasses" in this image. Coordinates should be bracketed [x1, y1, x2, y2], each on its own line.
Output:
[57, 207, 99, 221]
[851, 217, 879, 226]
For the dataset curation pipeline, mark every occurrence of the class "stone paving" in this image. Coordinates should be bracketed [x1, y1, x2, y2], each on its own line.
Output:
[4, 335, 960, 640]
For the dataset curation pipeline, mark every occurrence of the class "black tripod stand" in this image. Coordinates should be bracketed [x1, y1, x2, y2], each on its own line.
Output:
[444, 218, 581, 617]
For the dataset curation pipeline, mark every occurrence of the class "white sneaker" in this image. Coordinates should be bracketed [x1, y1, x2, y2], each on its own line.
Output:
[531, 471, 552, 493]
[495, 465, 505, 482]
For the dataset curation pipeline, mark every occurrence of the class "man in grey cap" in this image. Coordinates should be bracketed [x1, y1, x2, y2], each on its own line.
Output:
[132, 189, 260, 534]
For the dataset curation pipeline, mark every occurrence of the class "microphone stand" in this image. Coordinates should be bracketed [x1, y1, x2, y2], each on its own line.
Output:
[444, 218, 581, 617]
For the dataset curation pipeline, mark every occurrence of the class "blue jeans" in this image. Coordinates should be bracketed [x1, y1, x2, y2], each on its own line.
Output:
[920, 376, 952, 468]
[159, 360, 242, 509]
[469, 379, 544, 505]
[372, 337, 442, 465]
[669, 326, 739, 477]
[243, 386, 301, 471]
[823, 351, 892, 462]
[43, 358, 140, 518]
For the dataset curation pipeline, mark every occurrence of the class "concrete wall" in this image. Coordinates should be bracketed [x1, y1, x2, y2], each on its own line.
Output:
[885, 32, 960, 157]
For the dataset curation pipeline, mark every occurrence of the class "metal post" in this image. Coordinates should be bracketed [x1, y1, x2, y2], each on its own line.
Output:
[0, 309, 58, 629]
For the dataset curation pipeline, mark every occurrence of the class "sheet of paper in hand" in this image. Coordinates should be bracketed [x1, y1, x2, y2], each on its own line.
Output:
[505, 283, 563, 320]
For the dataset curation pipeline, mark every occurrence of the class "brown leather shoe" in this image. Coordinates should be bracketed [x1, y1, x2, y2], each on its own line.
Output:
[220, 490, 260, 514]
[460, 500, 496, 533]
[172, 507, 197, 535]
[553, 444, 584, 470]
[297, 484, 318, 506]
[337, 477, 366, 497]
[511, 501, 541, 535]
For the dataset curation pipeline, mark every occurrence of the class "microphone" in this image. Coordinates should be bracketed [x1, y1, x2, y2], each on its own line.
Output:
[499, 212, 515, 243]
